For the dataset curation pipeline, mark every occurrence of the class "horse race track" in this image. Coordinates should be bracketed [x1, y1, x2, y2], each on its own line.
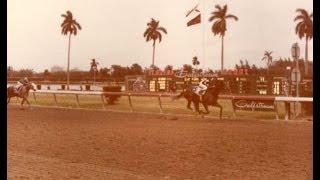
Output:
[8, 106, 312, 179]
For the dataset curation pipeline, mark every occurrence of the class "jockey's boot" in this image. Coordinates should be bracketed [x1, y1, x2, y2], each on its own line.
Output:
[199, 90, 206, 102]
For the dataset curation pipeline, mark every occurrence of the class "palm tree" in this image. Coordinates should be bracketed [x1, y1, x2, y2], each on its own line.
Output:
[209, 4, 238, 71]
[143, 18, 167, 66]
[261, 51, 273, 74]
[61, 10, 82, 90]
[192, 56, 200, 73]
[164, 65, 173, 72]
[294, 9, 313, 75]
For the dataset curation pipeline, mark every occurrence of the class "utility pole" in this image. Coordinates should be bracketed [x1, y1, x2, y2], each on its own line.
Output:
[91, 58, 99, 89]
[291, 43, 301, 118]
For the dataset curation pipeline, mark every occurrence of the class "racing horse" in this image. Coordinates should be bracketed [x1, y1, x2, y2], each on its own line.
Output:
[7, 82, 36, 109]
[172, 79, 225, 119]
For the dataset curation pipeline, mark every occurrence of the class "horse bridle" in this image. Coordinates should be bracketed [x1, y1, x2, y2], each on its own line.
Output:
[25, 83, 36, 91]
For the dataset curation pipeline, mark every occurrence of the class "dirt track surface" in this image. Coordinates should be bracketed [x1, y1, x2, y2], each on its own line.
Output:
[8, 106, 312, 179]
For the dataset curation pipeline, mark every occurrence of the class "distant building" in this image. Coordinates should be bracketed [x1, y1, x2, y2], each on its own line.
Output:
[50, 65, 64, 72]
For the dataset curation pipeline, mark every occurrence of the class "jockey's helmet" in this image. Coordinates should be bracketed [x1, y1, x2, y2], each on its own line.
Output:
[24, 77, 29, 83]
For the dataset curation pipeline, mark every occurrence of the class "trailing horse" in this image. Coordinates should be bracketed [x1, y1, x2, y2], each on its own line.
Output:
[7, 83, 36, 109]
[172, 80, 225, 119]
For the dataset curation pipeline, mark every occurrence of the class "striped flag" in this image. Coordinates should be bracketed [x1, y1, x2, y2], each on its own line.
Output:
[186, 4, 201, 27]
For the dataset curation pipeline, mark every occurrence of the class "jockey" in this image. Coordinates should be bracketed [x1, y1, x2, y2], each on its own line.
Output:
[196, 78, 209, 99]
[14, 77, 29, 95]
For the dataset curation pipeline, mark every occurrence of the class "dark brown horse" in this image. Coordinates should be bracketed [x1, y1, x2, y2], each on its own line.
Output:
[7, 83, 36, 109]
[172, 80, 225, 119]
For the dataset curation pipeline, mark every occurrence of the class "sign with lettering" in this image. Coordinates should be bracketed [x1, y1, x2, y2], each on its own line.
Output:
[291, 68, 301, 82]
[232, 99, 275, 111]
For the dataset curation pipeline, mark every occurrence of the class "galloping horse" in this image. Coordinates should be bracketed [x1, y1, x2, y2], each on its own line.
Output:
[172, 80, 225, 119]
[7, 83, 36, 109]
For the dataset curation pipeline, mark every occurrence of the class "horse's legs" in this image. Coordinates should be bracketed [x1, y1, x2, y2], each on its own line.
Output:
[187, 100, 193, 110]
[212, 102, 223, 119]
[202, 102, 210, 114]
[24, 98, 31, 108]
[20, 98, 25, 109]
[193, 101, 202, 115]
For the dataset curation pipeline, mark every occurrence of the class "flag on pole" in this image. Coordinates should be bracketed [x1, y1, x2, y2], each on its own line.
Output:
[186, 4, 201, 26]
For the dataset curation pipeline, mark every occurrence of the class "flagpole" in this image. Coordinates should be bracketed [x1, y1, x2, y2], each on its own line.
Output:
[201, 0, 206, 70]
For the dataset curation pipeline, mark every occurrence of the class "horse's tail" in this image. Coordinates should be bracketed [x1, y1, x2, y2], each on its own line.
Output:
[7, 86, 13, 96]
[171, 91, 185, 101]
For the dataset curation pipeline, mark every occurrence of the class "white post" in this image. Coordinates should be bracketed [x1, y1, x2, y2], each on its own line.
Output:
[75, 94, 80, 107]
[53, 93, 58, 106]
[128, 93, 133, 112]
[101, 94, 106, 109]
[295, 59, 299, 98]
[158, 95, 163, 114]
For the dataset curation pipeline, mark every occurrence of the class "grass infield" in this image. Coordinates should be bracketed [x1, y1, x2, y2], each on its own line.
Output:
[9, 93, 286, 120]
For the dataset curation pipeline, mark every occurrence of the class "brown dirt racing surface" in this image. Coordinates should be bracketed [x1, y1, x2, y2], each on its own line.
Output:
[8, 106, 312, 179]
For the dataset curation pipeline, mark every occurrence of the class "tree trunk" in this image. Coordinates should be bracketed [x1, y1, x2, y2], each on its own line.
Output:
[67, 33, 71, 90]
[221, 35, 224, 71]
[152, 41, 156, 67]
[305, 37, 309, 75]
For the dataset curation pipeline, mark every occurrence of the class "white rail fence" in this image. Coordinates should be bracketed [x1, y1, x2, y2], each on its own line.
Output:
[28, 90, 312, 120]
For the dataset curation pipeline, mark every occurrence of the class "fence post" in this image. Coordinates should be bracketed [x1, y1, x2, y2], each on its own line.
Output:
[33, 92, 37, 104]
[128, 93, 133, 112]
[101, 94, 106, 109]
[53, 93, 58, 106]
[284, 102, 290, 120]
[231, 97, 236, 118]
[274, 101, 279, 120]
[158, 95, 163, 114]
[75, 94, 80, 108]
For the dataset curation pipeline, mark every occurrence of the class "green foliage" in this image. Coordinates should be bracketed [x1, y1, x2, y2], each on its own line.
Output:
[61, 11, 82, 36]
[164, 65, 173, 71]
[130, 63, 143, 75]
[209, 4, 238, 37]
[183, 64, 193, 74]
[143, 18, 167, 44]
[294, 9, 313, 40]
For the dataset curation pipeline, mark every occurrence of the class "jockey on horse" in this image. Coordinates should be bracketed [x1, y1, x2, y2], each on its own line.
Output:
[194, 78, 210, 101]
[13, 77, 30, 96]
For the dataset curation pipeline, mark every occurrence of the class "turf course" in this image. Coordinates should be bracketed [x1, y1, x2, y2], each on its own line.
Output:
[9, 93, 286, 120]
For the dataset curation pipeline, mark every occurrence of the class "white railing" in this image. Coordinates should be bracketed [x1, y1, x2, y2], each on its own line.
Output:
[28, 90, 312, 120]
[275, 97, 313, 102]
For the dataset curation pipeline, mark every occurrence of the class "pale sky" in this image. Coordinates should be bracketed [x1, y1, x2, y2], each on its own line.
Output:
[8, 0, 313, 72]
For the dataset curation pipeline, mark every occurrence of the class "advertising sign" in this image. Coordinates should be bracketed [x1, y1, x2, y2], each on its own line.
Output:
[232, 99, 275, 111]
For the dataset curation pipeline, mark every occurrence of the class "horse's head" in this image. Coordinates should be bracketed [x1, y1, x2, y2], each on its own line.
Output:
[27, 83, 37, 91]
[207, 79, 224, 93]
[215, 80, 224, 89]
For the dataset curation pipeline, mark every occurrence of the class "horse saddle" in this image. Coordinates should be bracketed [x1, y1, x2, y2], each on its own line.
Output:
[193, 86, 206, 96]
[14, 85, 24, 95]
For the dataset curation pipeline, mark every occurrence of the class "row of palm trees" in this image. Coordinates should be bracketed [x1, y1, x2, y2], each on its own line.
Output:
[142, 5, 238, 72]
[60, 5, 313, 89]
[261, 8, 313, 75]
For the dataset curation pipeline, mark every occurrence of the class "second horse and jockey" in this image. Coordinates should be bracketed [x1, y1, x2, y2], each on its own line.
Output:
[172, 78, 225, 119]
[7, 77, 37, 109]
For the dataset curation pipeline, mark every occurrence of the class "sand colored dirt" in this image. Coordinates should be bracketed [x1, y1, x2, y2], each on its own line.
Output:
[8, 106, 312, 179]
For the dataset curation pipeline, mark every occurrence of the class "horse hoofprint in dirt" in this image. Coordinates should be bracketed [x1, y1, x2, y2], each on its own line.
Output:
[7, 83, 36, 109]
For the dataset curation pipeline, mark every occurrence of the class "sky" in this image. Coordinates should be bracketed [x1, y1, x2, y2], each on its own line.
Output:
[8, 0, 313, 72]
